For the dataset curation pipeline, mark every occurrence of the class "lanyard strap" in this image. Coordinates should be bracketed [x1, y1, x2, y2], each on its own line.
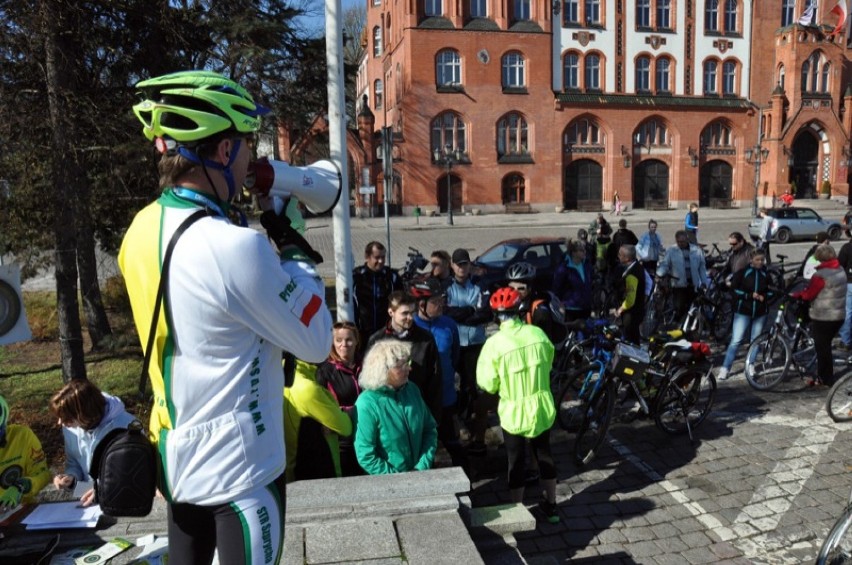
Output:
[138, 210, 209, 398]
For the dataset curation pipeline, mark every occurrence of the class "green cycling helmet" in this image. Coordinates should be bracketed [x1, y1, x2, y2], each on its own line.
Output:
[132, 70, 268, 142]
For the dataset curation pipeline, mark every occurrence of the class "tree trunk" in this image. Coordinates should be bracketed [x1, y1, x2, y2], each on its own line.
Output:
[42, 0, 86, 382]
[76, 189, 112, 350]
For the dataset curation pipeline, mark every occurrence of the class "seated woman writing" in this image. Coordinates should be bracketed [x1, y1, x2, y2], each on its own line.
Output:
[50, 380, 136, 506]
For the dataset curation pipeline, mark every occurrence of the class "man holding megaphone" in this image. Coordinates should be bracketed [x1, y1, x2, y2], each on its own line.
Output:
[119, 70, 333, 565]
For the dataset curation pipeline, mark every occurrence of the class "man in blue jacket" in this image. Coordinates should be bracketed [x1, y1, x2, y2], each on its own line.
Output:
[411, 279, 466, 469]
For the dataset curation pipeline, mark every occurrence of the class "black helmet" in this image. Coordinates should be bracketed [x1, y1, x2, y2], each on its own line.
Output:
[506, 261, 536, 282]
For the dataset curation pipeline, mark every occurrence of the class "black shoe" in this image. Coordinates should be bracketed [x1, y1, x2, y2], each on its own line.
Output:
[467, 441, 487, 457]
[538, 500, 560, 524]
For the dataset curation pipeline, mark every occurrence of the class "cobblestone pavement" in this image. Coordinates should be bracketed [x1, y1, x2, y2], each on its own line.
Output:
[465, 370, 852, 564]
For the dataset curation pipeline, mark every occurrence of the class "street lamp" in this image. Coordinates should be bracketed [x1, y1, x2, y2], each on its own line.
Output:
[744, 145, 770, 217]
[433, 144, 463, 225]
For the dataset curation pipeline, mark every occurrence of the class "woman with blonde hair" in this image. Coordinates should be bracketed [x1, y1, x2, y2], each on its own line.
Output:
[354, 339, 437, 474]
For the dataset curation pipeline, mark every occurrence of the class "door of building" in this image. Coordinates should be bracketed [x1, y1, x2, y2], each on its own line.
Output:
[437, 174, 462, 213]
[790, 133, 819, 199]
[563, 159, 603, 210]
[633, 160, 669, 209]
[698, 160, 733, 208]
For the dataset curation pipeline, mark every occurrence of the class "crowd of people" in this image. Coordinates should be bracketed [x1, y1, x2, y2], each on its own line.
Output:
[3, 68, 852, 564]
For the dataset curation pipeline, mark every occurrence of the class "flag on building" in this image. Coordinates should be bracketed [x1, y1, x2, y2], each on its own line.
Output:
[829, 0, 848, 36]
[798, 2, 815, 25]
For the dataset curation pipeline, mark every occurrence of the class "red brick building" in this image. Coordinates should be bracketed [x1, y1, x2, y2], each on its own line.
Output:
[354, 0, 852, 214]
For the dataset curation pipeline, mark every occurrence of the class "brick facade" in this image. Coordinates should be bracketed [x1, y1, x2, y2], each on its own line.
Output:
[354, 0, 852, 213]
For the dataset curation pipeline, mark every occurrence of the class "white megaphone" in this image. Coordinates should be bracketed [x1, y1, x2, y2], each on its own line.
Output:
[247, 157, 342, 215]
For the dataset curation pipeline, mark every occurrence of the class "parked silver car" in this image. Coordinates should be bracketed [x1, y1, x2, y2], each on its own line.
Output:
[747, 207, 843, 244]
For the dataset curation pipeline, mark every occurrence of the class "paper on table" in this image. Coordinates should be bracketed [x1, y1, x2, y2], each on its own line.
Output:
[22, 501, 102, 530]
[73, 480, 93, 499]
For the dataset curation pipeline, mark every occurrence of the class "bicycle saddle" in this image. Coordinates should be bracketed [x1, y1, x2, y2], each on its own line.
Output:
[776, 254, 788, 261]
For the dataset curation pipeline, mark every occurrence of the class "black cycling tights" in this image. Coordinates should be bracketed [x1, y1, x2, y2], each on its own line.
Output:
[167, 474, 286, 565]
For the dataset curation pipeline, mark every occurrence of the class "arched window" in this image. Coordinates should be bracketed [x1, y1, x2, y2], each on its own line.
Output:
[657, 0, 671, 28]
[705, 0, 719, 32]
[810, 53, 819, 91]
[431, 112, 466, 155]
[637, 0, 650, 27]
[781, 0, 794, 27]
[373, 26, 382, 57]
[655, 58, 671, 92]
[701, 121, 732, 147]
[425, 0, 441, 16]
[703, 60, 718, 94]
[564, 0, 579, 24]
[635, 119, 668, 146]
[724, 0, 737, 32]
[585, 54, 601, 90]
[471, 0, 486, 17]
[374, 79, 383, 109]
[514, 0, 531, 20]
[502, 52, 526, 88]
[436, 50, 461, 86]
[564, 53, 580, 89]
[636, 56, 651, 91]
[497, 113, 529, 157]
[502, 174, 526, 204]
[778, 64, 785, 89]
[801, 59, 810, 92]
[585, 0, 600, 24]
[564, 118, 604, 146]
[722, 61, 736, 94]
[821, 61, 830, 93]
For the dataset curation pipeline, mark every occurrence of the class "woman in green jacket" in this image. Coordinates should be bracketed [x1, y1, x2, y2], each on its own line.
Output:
[354, 339, 437, 475]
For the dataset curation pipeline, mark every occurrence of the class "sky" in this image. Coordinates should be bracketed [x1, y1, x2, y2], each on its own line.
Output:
[296, 0, 361, 37]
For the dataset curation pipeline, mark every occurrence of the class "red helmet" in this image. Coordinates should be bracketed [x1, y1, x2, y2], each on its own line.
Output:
[490, 287, 522, 312]
[407, 278, 443, 300]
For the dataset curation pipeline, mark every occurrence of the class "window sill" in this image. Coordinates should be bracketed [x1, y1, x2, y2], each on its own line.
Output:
[436, 84, 465, 93]
[498, 154, 535, 164]
[502, 87, 529, 94]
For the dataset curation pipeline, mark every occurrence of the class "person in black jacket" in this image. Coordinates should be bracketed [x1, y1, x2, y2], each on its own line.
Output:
[606, 219, 639, 278]
[717, 249, 773, 381]
[353, 241, 403, 349]
[506, 262, 566, 345]
[367, 291, 442, 423]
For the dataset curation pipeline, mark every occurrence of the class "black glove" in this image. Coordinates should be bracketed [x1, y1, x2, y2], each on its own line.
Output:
[260, 209, 324, 264]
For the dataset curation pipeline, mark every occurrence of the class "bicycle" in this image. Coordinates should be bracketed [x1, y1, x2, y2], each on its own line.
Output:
[824, 356, 852, 422]
[815, 487, 852, 564]
[680, 283, 734, 343]
[743, 295, 816, 390]
[641, 273, 677, 339]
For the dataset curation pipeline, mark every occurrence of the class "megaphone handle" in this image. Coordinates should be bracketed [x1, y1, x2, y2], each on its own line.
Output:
[280, 225, 324, 265]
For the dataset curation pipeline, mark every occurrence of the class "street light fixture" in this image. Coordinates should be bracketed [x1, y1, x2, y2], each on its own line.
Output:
[433, 144, 463, 225]
[744, 145, 770, 217]
[688, 146, 699, 168]
[620, 145, 631, 168]
[782, 146, 794, 167]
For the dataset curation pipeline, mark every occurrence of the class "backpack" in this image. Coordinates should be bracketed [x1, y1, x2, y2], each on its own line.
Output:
[90, 420, 157, 517]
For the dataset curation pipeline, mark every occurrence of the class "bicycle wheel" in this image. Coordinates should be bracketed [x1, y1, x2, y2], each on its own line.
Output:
[641, 296, 660, 339]
[816, 503, 852, 565]
[711, 295, 734, 343]
[826, 373, 852, 423]
[653, 367, 716, 435]
[573, 379, 615, 467]
[555, 370, 585, 432]
[744, 332, 791, 390]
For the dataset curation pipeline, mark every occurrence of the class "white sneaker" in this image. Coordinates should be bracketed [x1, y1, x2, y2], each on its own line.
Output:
[716, 367, 729, 381]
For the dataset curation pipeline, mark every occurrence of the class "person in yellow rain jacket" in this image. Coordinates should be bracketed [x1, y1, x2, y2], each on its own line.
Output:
[284, 360, 353, 482]
[0, 395, 50, 511]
